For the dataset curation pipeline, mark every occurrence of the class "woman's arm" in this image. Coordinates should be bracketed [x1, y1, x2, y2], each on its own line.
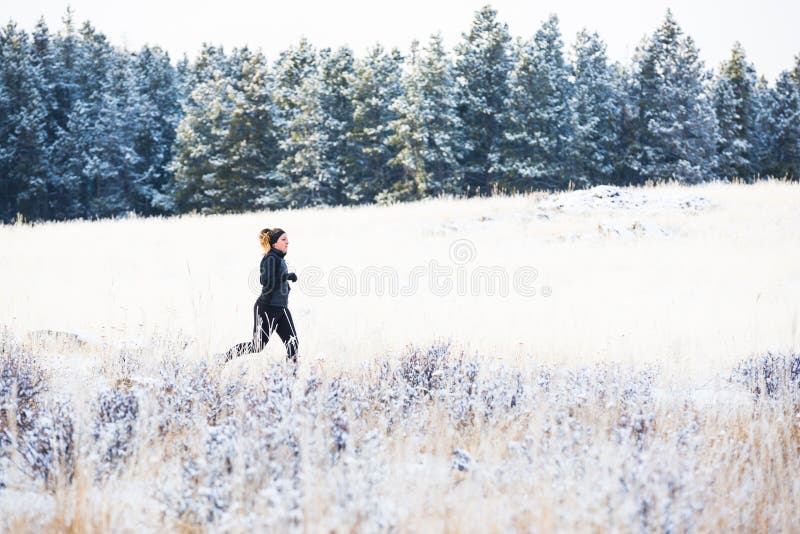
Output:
[260, 254, 279, 293]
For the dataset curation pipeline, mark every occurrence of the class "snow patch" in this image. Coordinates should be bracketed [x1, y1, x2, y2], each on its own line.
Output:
[538, 185, 715, 214]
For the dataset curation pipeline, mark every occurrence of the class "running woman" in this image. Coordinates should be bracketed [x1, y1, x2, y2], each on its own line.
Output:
[223, 227, 299, 364]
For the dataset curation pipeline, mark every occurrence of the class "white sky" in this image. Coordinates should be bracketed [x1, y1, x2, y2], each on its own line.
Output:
[7, 0, 799, 82]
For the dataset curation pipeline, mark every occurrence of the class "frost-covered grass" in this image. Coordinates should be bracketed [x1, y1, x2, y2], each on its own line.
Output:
[1, 178, 799, 531]
[1, 333, 799, 531]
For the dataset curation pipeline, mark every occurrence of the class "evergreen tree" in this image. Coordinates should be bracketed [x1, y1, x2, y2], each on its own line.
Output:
[73, 21, 115, 101]
[59, 48, 142, 219]
[0, 81, 10, 219]
[453, 5, 512, 195]
[346, 44, 404, 203]
[94, 51, 146, 217]
[630, 10, 718, 184]
[30, 19, 59, 151]
[317, 46, 357, 204]
[712, 77, 745, 178]
[276, 75, 339, 208]
[276, 46, 355, 207]
[43, 8, 84, 218]
[169, 48, 282, 213]
[50, 21, 136, 219]
[749, 76, 775, 176]
[570, 29, 621, 187]
[764, 70, 800, 178]
[184, 43, 230, 87]
[496, 15, 574, 191]
[169, 70, 235, 213]
[52, 7, 81, 128]
[174, 54, 192, 105]
[131, 45, 182, 215]
[0, 22, 51, 222]
[712, 42, 758, 179]
[387, 34, 464, 201]
[272, 38, 317, 131]
[615, 64, 642, 185]
[227, 49, 282, 210]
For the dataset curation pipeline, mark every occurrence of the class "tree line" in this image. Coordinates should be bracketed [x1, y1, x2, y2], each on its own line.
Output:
[1, 6, 799, 223]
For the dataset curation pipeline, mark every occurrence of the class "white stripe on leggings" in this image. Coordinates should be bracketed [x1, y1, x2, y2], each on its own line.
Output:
[283, 308, 298, 342]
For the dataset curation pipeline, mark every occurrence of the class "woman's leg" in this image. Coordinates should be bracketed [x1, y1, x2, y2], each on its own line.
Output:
[224, 299, 274, 361]
[253, 299, 277, 352]
[270, 306, 299, 363]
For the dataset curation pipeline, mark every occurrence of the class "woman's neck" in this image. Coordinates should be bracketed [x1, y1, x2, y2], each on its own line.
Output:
[271, 247, 286, 257]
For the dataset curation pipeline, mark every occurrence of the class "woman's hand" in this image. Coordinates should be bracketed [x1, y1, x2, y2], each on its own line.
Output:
[287, 272, 298, 283]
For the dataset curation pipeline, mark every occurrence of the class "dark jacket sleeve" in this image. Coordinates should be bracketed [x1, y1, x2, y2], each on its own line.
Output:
[260, 254, 279, 293]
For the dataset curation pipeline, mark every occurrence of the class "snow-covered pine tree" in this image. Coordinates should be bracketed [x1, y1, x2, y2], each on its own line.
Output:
[30, 18, 58, 163]
[173, 54, 192, 106]
[163, 45, 232, 215]
[40, 9, 82, 219]
[631, 10, 718, 184]
[764, 70, 800, 178]
[387, 34, 464, 202]
[48, 20, 118, 219]
[0, 22, 52, 223]
[712, 42, 758, 180]
[496, 15, 574, 192]
[316, 46, 357, 204]
[184, 43, 231, 89]
[276, 46, 356, 208]
[346, 44, 404, 204]
[453, 4, 512, 195]
[51, 7, 81, 128]
[84, 51, 142, 218]
[169, 48, 282, 214]
[279, 82, 333, 207]
[226, 48, 282, 210]
[0, 80, 10, 220]
[569, 29, 621, 187]
[712, 77, 745, 179]
[749, 76, 775, 177]
[615, 63, 643, 185]
[54, 22, 143, 219]
[130, 45, 182, 215]
[169, 69, 234, 214]
[272, 38, 317, 132]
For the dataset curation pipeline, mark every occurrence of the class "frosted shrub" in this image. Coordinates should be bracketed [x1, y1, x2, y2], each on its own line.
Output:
[0, 341, 74, 490]
[443, 357, 480, 429]
[397, 339, 451, 402]
[93, 385, 139, 475]
[17, 399, 74, 488]
[478, 367, 525, 425]
[1, 339, 798, 531]
[731, 352, 800, 401]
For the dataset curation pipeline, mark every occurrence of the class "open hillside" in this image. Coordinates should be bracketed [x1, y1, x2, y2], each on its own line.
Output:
[1, 179, 798, 372]
[1, 179, 799, 531]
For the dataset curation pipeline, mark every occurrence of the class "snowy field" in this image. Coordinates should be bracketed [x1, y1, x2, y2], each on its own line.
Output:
[1, 179, 799, 531]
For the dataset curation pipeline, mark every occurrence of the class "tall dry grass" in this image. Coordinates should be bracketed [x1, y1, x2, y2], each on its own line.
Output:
[1, 333, 798, 532]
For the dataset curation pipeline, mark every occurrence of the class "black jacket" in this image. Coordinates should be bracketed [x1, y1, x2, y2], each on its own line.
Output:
[259, 248, 292, 307]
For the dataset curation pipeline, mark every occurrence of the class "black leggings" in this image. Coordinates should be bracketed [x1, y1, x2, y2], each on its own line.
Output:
[225, 299, 299, 362]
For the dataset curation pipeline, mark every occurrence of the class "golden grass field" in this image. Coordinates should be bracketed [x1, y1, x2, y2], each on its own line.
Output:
[0, 179, 798, 531]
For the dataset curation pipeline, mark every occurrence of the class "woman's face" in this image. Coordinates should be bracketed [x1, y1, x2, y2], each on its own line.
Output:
[274, 232, 289, 253]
